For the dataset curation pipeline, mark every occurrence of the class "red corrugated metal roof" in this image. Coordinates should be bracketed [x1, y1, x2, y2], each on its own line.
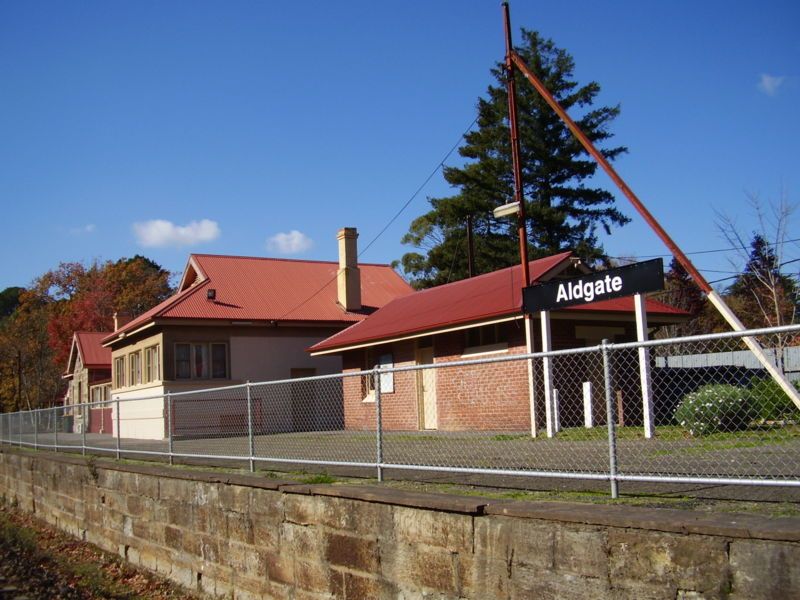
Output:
[74, 332, 112, 368]
[103, 254, 412, 344]
[310, 253, 688, 353]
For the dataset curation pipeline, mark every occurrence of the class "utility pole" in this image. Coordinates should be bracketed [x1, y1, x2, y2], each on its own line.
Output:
[466, 214, 476, 278]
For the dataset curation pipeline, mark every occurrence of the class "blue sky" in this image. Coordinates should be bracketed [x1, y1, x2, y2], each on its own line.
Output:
[1, 1, 798, 291]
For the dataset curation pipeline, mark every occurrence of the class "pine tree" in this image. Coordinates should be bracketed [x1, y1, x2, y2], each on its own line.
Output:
[400, 29, 629, 288]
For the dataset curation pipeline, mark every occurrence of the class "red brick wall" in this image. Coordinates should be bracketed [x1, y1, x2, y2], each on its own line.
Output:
[340, 318, 643, 432]
[342, 340, 420, 431]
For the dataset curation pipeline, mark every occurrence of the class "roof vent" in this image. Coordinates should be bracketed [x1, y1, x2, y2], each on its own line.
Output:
[207, 288, 216, 301]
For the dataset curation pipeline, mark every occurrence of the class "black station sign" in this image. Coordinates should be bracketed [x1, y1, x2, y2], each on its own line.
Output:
[522, 258, 664, 313]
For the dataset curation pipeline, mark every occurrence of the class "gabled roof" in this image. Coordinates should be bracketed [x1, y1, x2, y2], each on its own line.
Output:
[309, 252, 688, 354]
[65, 332, 112, 376]
[103, 254, 412, 345]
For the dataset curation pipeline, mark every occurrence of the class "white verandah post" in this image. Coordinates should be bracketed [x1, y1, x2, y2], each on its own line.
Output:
[541, 310, 556, 438]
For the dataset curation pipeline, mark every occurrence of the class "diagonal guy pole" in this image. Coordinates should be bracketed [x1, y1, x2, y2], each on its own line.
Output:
[501, 1, 800, 411]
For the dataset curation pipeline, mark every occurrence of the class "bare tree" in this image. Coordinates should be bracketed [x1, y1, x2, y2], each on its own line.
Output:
[717, 187, 800, 371]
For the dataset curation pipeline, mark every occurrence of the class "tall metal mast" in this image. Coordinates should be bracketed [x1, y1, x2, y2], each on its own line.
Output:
[503, 2, 529, 287]
[500, 2, 800, 409]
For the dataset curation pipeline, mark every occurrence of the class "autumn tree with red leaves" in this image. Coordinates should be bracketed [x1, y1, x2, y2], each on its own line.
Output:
[0, 256, 173, 409]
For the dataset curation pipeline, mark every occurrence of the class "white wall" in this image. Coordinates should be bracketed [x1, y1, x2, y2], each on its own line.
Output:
[112, 386, 166, 440]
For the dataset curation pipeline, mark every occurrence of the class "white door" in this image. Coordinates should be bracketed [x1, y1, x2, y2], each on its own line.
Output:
[417, 347, 437, 430]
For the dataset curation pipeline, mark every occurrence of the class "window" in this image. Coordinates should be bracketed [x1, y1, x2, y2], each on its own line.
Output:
[91, 385, 109, 403]
[175, 343, 227, 380]
[211, 343, 227, 378]
[144, 345, 160, 383]
[129, 351, 142, 386]
[361, 350, 394, 399]
[114, 356, 125, 388]
[175, 344, 191, 379]
[464, 323, 509, 354]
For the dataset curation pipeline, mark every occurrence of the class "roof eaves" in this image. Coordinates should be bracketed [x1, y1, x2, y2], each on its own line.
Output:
[102, 282, 210, 345]
[310, 308, 523, 355]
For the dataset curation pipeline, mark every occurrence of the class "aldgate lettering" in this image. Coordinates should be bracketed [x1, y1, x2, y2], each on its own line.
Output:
[555, 275, 623, 304]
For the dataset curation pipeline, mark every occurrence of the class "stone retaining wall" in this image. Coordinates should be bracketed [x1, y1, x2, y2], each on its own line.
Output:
[1, 448, 799, 599]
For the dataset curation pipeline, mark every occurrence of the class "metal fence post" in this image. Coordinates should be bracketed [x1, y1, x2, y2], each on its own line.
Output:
[34, 408, 38, 450]
[602, 339, 619, 499]
[247, 382, 255, 473]
[53, 407, 58, 452]
[81, 402, 86, 456]
[375, 367, 383, 482]
[167, 392, 173, 466]
[115, 397, 121, 460]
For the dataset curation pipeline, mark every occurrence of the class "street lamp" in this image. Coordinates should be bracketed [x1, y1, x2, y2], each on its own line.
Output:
[493, 201, 521, 219]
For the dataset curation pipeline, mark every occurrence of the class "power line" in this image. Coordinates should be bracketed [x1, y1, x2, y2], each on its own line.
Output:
[707, 256, 800, 286]
[358, 114, 479, 258]
[609, 236, 800, 261]
[275, 115, 479, 320]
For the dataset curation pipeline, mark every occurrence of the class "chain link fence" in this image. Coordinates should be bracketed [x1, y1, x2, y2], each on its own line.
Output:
[2, 325, 799, 497]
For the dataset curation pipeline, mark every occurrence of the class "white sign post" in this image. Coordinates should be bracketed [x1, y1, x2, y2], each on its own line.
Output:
[583, 381, 594, 428]
[634, 293, 655, 438]
[541, 310, 556, 438]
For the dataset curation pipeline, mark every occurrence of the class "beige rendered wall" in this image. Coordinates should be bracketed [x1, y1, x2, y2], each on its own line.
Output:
[229, 333, 342, 383]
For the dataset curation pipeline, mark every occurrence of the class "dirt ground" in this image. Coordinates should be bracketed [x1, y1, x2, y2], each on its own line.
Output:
[0, 503, 198, 600]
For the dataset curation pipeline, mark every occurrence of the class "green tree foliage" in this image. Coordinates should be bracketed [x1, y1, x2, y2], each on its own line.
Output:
[400, 30, 629, 288]
[0, 287, 23, 319]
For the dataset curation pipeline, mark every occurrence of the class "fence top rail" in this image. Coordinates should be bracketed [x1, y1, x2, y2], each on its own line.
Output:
[610, 323, 800, 352]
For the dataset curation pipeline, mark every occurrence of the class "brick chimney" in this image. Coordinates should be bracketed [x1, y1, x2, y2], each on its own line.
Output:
[337, 227, 361, 311]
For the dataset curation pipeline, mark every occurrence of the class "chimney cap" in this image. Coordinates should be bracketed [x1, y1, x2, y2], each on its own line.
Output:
[207, 288, 216, 300]
[337, 227, 358, 238]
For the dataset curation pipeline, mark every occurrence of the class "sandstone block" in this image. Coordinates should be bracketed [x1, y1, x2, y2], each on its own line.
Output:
[382, 541, 468, 597]
[393, 505, 473, 550]
[193, 504, 228, 537]
[730, 540, 800, 600]
[227, 510, 255, 544]
[283, 522, 325, 559]
[266, 550, 295, 586]
[294, 559, 335, 594]
[218, 483, 251, 513]
[608, 529, 728, 594]
[554, 526, 608, 579]
[510, 570, 610, 600]
[164, 525, 183, 551]
[325, 532, 380, 573]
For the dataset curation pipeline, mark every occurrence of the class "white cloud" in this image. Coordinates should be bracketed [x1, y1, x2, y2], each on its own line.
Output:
[266, 230, 314, 254]
[133, 219, 221, 248]
[69, 224, 96, 235]
[757, 73, 785, 96]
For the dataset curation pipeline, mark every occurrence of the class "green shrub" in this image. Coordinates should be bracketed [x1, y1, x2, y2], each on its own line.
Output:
[674, 384, 755, 436]
[749, 377, 800, 422]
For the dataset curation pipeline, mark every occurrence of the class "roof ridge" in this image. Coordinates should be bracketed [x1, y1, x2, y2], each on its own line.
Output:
[411, 251, 572, 296]
[191, 253, 394, 268]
